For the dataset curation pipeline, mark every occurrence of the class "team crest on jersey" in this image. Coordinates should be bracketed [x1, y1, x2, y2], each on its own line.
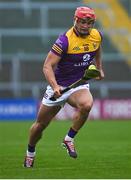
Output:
[83, 44, 89, 51]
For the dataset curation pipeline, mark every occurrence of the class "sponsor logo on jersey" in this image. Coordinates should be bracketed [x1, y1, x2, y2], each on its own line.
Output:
[74, 54, 90, 67]
[55, 39, 63, 48]
[74, 62, 89, 67]
[72, 46, 81, 51]
[83, 54, 91, 61]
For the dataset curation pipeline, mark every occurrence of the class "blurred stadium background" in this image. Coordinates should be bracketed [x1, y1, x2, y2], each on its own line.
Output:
[0, 0, 131, 119]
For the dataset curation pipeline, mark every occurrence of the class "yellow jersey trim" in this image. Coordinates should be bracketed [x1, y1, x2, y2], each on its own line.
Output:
[52, 44, 62, 55]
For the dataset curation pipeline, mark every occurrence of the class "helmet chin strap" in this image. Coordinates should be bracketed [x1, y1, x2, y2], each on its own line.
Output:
[73, 26, 81, 36]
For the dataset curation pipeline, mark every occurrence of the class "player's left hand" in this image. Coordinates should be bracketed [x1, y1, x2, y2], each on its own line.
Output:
[95, 69, 105, 80]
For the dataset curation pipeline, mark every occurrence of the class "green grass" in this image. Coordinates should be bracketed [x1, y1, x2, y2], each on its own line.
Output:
[0, 120, 131, 179]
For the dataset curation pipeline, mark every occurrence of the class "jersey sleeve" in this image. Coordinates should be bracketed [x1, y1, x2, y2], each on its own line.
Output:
[51, 33, 68, 57]
[98, 30, 103, 42]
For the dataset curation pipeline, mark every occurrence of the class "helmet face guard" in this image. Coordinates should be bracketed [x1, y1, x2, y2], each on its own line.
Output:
[74, 6, 96, 36]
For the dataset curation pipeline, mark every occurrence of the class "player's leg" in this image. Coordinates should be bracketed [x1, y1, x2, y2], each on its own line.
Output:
[68, 89, 93, 131]
[62, 88, 93, 158]
[29, 103, 61, 146]
[24, 103, 61, 167]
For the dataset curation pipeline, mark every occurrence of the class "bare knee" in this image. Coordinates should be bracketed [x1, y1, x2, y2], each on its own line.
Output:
[73, 102, 93, 123]
[79, 102, 93, 115]
[30, 121, 45, 134]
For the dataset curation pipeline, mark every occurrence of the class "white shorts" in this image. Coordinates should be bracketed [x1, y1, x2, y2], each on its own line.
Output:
[42, 84, 89, 107]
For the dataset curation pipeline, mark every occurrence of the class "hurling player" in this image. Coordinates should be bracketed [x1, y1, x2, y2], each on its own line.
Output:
[24, 6, 104, 167]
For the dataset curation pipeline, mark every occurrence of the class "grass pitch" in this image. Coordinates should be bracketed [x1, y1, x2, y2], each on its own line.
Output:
[0, 120, 131, 179]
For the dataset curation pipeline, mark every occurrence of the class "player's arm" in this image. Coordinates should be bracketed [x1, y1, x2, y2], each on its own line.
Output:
[95, 46, 105, 80]
[43, 51, 62, 97]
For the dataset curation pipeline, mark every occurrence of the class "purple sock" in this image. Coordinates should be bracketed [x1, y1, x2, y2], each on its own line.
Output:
[68, 128, 78, 138]
[28, 144, 35, 153]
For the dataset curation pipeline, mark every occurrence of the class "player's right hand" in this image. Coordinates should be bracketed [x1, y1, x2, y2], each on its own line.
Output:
[53, 85, 62, 99]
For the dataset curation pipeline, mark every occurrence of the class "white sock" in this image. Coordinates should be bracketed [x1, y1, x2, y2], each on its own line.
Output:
[26, 150, 36, 157]
[64, 135, 74, 141]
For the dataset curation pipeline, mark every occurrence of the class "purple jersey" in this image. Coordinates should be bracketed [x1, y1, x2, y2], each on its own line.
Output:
[51, 27, 102, 87]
